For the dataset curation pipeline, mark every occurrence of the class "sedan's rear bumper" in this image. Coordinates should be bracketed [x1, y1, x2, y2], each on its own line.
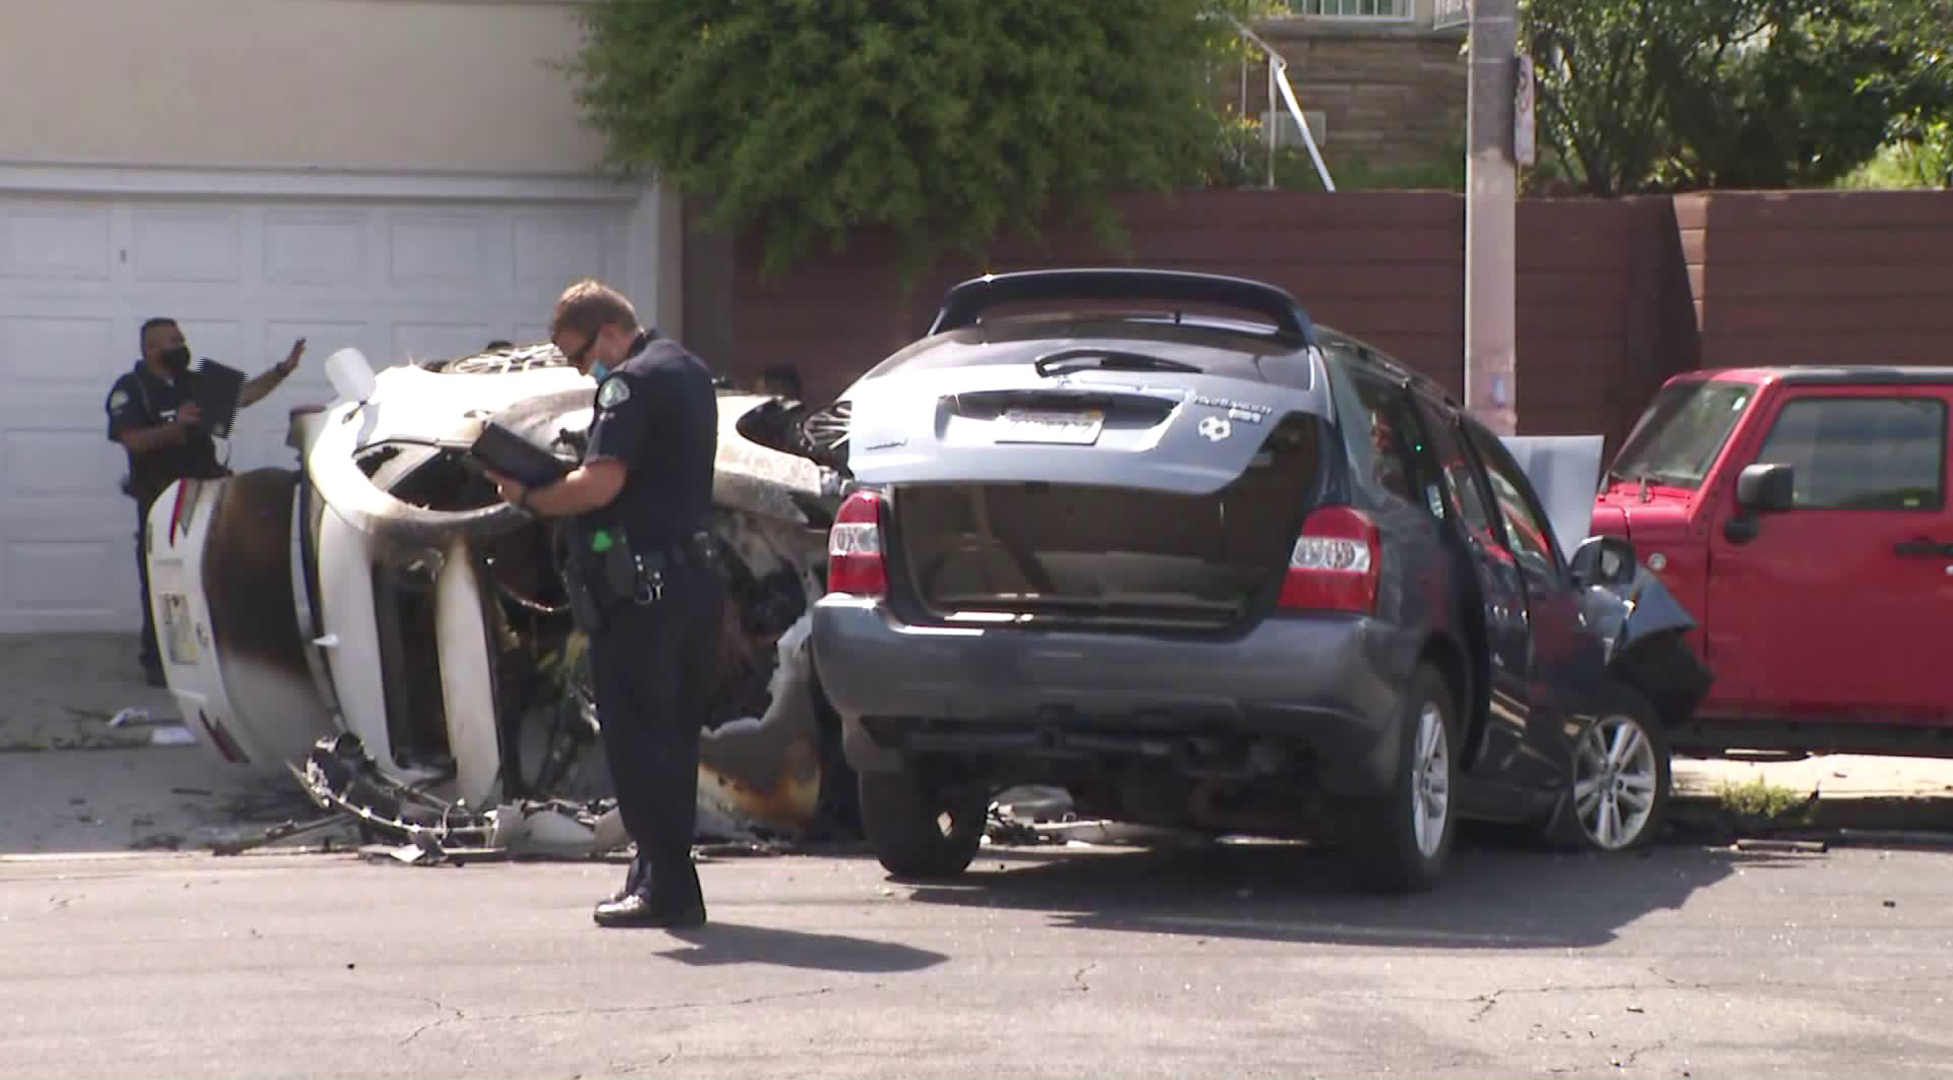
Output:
[811, 595, 1411, 795]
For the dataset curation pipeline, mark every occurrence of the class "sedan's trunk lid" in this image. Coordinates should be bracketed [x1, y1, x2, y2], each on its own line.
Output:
[844, 333, 1331, 497]
[842, 330, 1333, 631]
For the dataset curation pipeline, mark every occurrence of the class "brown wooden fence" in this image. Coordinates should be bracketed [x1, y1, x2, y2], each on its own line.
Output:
[682, 189, 1953, 454]
[1682, 191, 1953, 372]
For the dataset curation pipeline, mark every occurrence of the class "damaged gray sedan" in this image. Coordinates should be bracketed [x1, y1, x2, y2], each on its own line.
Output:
[812, 269, 1716, 892]
[144, 341, 859, 858]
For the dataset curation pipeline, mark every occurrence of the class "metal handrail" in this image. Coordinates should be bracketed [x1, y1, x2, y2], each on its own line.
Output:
[1229, 16, 1337, 192]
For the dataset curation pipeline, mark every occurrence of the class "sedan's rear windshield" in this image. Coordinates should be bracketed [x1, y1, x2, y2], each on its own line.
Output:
[864, 314, 1298, 383]
[1607, 380, 1756, 490]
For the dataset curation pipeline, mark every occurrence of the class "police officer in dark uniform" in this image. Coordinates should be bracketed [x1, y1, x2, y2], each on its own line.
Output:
[106, 317, 304, 685]
[484, 279, 725, 929]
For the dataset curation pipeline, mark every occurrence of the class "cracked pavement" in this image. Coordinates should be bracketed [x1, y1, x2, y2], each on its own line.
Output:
[3, 832, 1952, 1078]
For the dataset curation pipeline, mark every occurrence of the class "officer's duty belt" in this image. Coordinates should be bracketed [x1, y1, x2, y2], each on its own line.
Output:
[635, 529, 722, 573]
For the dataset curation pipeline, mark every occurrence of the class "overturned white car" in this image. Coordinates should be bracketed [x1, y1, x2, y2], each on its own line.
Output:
[143, 342, 860, 857]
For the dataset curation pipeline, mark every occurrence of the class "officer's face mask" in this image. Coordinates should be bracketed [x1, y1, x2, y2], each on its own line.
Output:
[159, 346, 191, 373]
[589, 336, 623, 383]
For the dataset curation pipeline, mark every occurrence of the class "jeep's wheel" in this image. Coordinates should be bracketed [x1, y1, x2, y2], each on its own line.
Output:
[1351, 663, 1459, 894]
[1552, 686, 1671, 853]
[857, 767, 987, 880]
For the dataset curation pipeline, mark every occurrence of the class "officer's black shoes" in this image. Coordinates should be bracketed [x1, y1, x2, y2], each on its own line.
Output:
[593, 893, 707, 929]
[608, 859, 648, 904]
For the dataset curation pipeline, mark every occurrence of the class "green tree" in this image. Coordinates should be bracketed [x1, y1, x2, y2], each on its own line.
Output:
[1849, 0, 1953, 185]
[1659, 1, 1907, 189]
[1519, 0, 1939, 194]
[1521, 0, 1711, 195]
[566, 1, 1267, 277]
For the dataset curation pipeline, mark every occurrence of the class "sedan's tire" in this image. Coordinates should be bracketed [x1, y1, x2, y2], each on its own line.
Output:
[1350, 663, 1459, 894]
[1546, 684, 1671, 854]
[857, 767, 987, 880]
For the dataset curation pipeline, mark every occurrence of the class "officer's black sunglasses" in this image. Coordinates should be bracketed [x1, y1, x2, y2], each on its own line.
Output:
[561, 335, 595, 367]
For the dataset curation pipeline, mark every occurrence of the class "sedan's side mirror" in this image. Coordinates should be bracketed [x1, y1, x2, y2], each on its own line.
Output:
[1735, 463, 1795, 513]
[1570, 534, 1638, 589]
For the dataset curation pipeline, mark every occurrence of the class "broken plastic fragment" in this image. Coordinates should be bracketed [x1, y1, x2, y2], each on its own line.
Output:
[108, 707, 152, 728]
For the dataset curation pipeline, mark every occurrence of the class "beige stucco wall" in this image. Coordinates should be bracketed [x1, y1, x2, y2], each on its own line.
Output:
[3, 0, 604, 174]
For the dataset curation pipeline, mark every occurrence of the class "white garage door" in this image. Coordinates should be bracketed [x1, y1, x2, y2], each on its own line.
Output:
[0, 190, 634, 634]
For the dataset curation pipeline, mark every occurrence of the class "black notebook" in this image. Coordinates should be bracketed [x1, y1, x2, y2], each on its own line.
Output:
[466, 420, 572, 489]
[193, 359, 246, 439]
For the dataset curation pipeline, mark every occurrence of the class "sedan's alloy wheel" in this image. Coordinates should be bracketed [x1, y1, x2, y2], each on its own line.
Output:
[1411, 701, 1451, 859]
[1572, 713, 1659, 850]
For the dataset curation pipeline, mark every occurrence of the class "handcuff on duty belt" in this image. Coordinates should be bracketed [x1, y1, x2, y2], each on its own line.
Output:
[572, 525, 721, 611]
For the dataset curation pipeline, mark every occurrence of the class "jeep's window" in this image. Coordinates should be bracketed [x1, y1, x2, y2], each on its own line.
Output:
[1463, 423, 1563, 581]
[1608, 380, 1755, 490]
[1755, 396, 1947, 511]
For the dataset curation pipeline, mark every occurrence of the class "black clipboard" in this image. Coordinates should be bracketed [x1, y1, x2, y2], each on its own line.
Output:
[466, 420, 572, 489]
[193, 359, 246, 439]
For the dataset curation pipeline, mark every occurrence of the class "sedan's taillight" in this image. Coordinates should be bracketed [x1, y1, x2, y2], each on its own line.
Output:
[1277, 505, 1380, 615]
[827, 490, 888, 596]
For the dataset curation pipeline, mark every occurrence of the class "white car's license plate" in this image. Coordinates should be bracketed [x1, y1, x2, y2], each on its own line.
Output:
[994, 408, 1104, 446]
[161, 592, 199, 665]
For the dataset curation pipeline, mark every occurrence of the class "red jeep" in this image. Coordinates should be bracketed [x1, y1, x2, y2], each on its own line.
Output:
[1591, 366, 1953, 758]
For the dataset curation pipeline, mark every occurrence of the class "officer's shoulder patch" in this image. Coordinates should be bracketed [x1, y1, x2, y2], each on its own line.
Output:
[108, 389, 131, 411]
[597, 377, 632, 409]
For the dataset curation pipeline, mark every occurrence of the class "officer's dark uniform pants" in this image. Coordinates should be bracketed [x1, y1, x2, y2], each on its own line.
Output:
[585, 562, 725, 908]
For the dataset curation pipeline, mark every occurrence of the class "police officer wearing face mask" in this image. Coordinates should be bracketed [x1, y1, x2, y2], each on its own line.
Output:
[484, 279, 725, 929]
[106, 317, 304, 685]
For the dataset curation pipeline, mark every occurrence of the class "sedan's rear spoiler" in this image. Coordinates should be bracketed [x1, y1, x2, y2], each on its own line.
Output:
[928, 268, 1316, 340]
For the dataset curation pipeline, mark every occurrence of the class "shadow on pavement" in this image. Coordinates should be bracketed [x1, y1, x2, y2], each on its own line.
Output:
[903, 831, 1788, 950]
[659, 921, 948, 973]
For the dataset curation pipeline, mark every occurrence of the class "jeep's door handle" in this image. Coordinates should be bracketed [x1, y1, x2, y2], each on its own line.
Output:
[1893, 538, 1952, 558]
[1724, 516, 1759, 544]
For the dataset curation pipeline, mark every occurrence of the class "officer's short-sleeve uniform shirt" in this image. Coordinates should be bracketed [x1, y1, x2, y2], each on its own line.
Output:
[105, 361, 223, 504]
[579, 337, 718, 549]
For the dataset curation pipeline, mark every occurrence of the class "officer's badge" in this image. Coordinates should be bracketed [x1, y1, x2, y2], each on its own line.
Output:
[597, 378, 631, 410]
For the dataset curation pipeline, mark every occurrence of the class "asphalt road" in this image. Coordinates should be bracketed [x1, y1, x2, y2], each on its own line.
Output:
[3, 832, 1950, 1080]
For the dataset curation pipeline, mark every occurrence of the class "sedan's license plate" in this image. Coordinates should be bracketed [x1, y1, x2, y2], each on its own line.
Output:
[994, 409, 1104, 446]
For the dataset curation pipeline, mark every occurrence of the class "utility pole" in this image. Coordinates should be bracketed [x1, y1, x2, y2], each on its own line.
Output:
[1464, 0, 1518, 435]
